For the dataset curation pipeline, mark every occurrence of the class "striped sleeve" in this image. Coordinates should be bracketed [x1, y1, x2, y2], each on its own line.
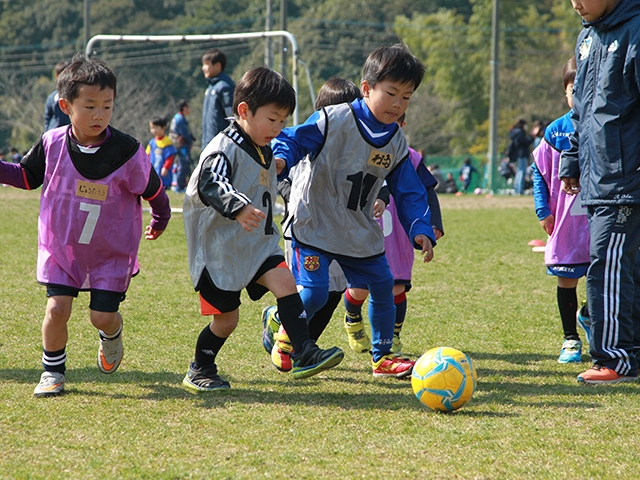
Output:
[198, 151, 251, 219]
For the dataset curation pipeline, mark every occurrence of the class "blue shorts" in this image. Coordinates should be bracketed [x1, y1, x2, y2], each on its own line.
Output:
[291, 245, 392, 288]
[546, 264, 589, 279]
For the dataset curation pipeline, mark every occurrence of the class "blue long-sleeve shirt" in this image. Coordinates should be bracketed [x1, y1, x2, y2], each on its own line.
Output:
[273, 98, 435, 249]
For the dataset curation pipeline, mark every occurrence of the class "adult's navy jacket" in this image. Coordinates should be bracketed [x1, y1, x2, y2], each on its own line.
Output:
[201, 72, 235, 148]
[559, 0, 640, 205]
[508, 127, 534, 160]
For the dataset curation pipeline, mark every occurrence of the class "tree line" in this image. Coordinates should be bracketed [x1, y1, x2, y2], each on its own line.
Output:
[0, 0, 582, 159]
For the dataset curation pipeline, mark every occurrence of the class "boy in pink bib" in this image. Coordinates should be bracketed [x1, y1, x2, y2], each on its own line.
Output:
[0, 54, 171, 397]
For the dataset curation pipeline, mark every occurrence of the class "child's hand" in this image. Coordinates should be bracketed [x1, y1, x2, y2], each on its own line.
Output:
[433, 228, 444, 241]
[145, 225, 165, 240]
[275, 157, 286, 175]
[540, 215, 554, 235]
[373, 199, 385, 218]
[561, 177, 581, 195]
[236, 204, 266, 232]
[414, 234, 434, 263]
[161, 167, 169, 177]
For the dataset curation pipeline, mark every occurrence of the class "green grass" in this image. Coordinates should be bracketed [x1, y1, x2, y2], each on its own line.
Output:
[1, 188, 640, 479]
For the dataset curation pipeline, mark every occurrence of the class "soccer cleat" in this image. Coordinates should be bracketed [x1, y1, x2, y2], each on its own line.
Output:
[33, 371, 65, 397]
[97, 329, 124, 374]
[261, 306, 281, 354]
[577, 302, 591, 345]
[271, 325, 293, 372]
[558, 339, 582, 364]
[291, 341, 344, 379]
[344, 317, 371, 353]
[372, 354, 415, 378]
[182, 362, 230, 392]
[577, 364, 638, 384]
[390, 333, 403, 355]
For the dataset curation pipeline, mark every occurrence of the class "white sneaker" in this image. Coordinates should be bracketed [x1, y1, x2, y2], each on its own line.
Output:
[98, 328, 124, 374]
[34, 371, 65, 397]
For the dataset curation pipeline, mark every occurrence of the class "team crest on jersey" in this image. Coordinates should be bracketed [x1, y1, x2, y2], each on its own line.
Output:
[367, 150, 392, 169]
[579, 37, 592, 60]
[76, 180, 108, 201]
[303, 255, 320, 271]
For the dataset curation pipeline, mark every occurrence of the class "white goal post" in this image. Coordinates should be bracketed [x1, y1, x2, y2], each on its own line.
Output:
[85, 30, 310, 125]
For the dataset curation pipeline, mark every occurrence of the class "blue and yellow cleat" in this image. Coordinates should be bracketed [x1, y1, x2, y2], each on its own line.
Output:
[261, 306, 281, 355]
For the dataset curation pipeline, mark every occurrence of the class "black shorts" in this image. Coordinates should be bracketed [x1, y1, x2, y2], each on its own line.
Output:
[197, 255, 286, 314]
[45, 284, 126, 313]
[394, 280, 412, 293]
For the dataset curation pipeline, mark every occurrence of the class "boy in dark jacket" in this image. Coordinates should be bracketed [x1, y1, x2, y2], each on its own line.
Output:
[201, 49, 235, 149]
[560, 0, 640, 384]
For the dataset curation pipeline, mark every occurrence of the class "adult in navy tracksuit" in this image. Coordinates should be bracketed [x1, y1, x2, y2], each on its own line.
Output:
[560, 0, 640, 384]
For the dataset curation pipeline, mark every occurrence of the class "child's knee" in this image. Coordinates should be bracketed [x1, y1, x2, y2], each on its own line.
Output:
[89, 310, 121, 332]
[45, 297, 72, 323]
[211, 312, 239, 337]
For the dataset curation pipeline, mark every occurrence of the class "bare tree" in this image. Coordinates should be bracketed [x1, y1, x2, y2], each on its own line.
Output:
[0, 71, 53, 151]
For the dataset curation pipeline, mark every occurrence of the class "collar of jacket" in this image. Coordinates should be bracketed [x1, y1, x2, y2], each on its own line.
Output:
[584, 0, 640, 33]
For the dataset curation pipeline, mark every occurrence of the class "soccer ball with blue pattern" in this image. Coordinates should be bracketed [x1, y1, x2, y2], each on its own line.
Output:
[411, 347, 477, 412]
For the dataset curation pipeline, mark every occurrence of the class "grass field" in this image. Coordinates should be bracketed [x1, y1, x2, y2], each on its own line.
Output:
[2, 188, 640, 479]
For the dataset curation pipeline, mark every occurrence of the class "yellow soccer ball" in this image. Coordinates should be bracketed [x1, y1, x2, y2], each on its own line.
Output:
[411, 347, 477, 412]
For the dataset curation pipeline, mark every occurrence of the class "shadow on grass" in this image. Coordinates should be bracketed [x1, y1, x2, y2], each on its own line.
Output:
[3, 357, 638, 413]
[464, 350, 559, 364]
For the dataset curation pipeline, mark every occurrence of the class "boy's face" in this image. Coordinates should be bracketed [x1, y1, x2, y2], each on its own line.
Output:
[361, 79, 415, 125]
[149, 123, 165, 138]
[59, 84, 114, 146]
[202, 60, 222, 79]
[236, 102, 290, 147]
[565, 82, 575, 109]
[570, 0, 619, 22]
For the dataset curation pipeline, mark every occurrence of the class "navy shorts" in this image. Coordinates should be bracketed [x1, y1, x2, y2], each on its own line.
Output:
[546, 264, 589, 279]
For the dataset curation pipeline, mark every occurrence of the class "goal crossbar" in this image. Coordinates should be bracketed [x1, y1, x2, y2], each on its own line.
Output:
[85, 30, 302, 124]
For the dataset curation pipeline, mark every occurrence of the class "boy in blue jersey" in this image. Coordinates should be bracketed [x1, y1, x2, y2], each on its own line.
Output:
[270, 44, 436, 379]
[560, 0, 640, 384]
[147, 116, 177, 189]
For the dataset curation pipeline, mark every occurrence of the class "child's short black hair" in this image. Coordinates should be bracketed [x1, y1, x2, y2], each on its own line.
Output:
[315, 78, 361, 110]
[233, 66, 296, 116]
[563, 56, 577, 90]
[150, 116, 167, 128]
[177, 99, 189, 112]
[57, 53, 117, 103]
[202, 48, 227, 71]
[362, 44, 425, 91]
